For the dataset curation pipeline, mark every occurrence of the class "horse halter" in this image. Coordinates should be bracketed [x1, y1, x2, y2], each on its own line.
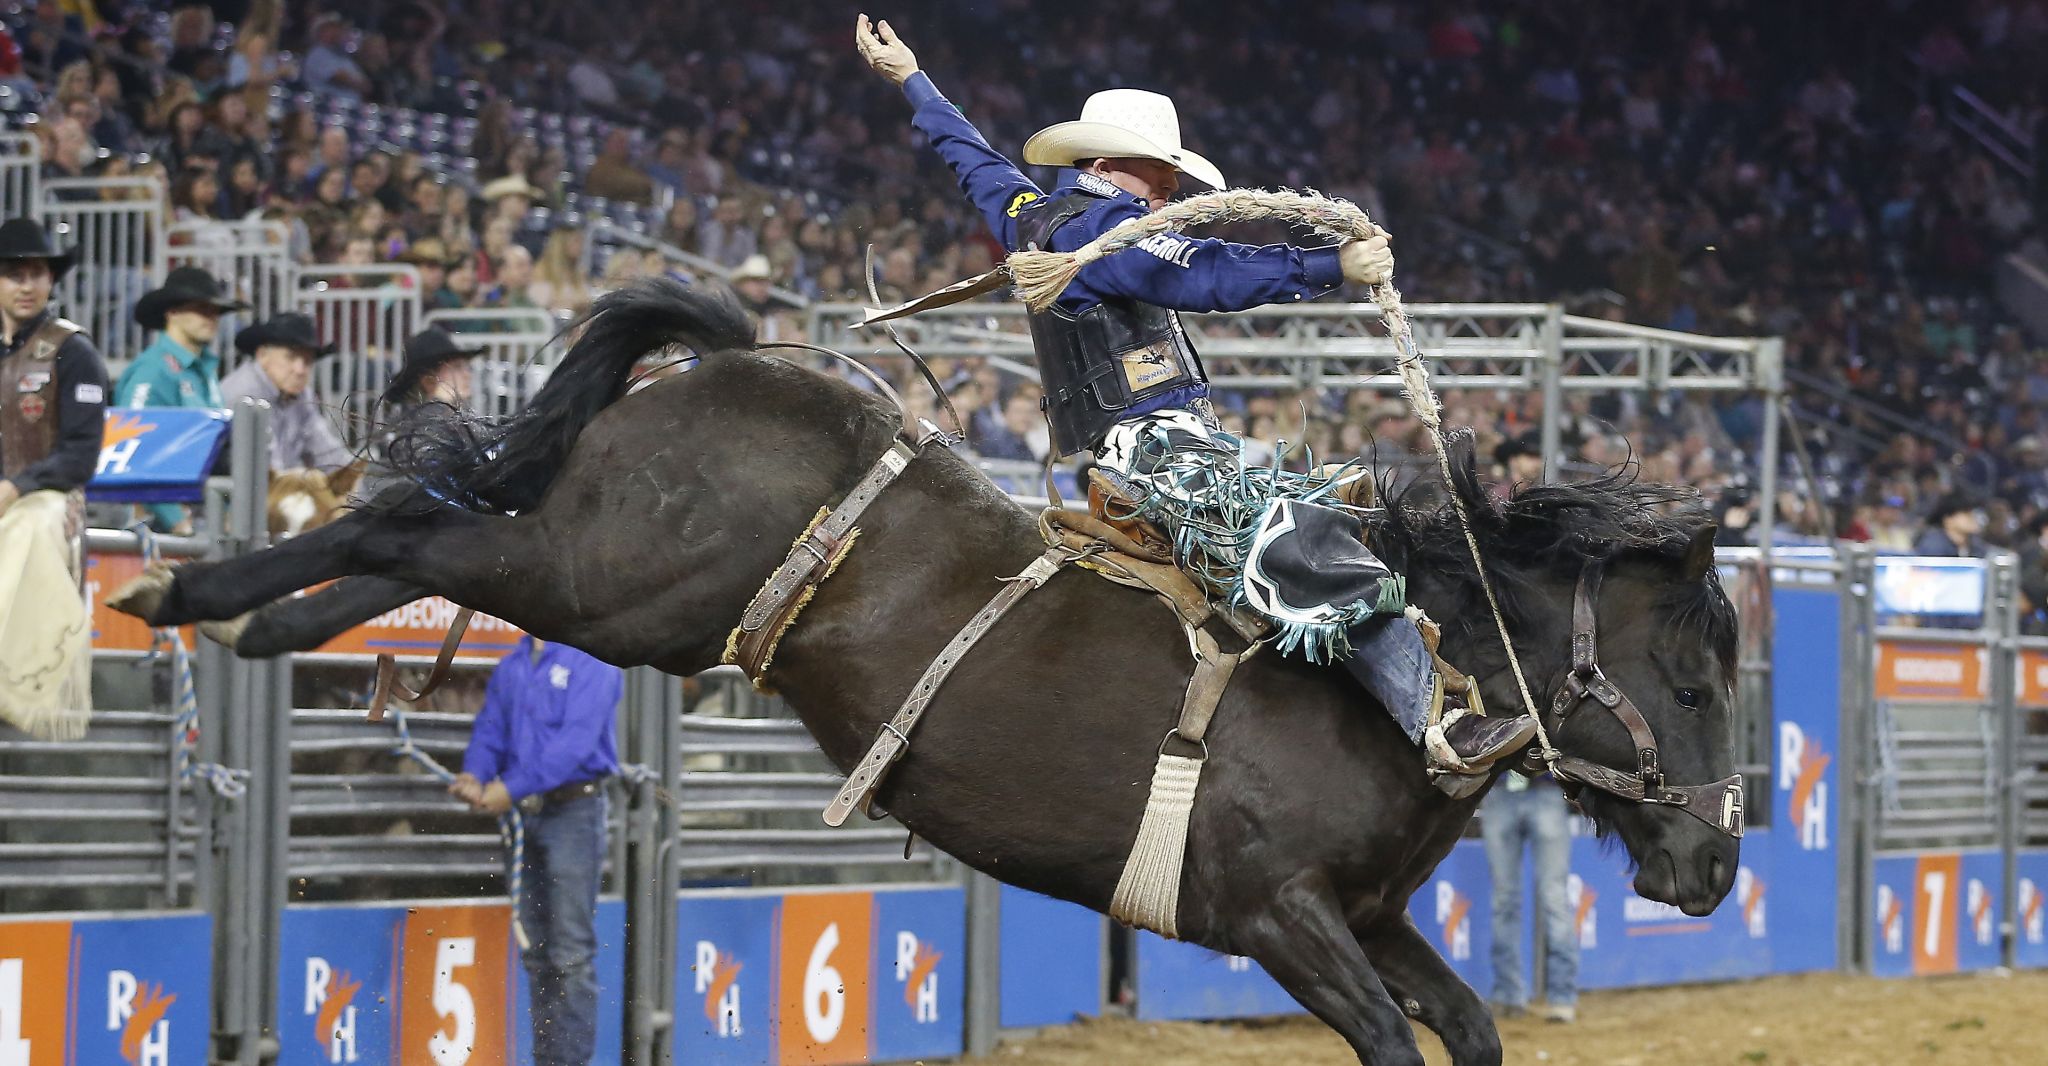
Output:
[1542, 565, 1746, 839]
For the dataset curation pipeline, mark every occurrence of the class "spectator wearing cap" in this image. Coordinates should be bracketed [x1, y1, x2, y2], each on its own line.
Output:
[400, 238, 466, 308]
[0, 217, 105, 737]
[1915, 491, 1989, 557]
[114, 266, 250, 532]
[221, 312, 350, 475]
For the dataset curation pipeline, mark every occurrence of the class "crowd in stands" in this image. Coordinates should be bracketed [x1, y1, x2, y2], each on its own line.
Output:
[4, 0, 2048, 563]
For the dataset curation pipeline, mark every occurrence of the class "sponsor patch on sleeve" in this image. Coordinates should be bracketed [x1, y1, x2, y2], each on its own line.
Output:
[74, 383, 104, 404]
[1005, 190, 1041, 218]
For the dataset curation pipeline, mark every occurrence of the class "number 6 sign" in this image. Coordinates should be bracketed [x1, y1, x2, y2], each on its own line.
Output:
[778, 894, 871, 1063]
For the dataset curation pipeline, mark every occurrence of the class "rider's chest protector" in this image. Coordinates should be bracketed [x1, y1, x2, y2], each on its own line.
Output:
[1015, 193, 1206, 457]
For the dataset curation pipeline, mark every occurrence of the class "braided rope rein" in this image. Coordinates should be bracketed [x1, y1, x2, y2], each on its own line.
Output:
[1007, 188, 1560, 770]
[385, 701, 532, 951]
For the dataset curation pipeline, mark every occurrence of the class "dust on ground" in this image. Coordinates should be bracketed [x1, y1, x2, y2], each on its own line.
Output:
[985, 969, 2046, 1065]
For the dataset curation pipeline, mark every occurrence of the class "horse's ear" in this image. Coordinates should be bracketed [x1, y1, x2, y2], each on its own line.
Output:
[329, 457, 368, 498]
[1681, 525, 1717, 582]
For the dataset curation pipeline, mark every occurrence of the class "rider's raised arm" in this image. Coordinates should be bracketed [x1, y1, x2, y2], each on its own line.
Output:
[1073, 200, 1346, 314]
[902, 72, 1044, 251]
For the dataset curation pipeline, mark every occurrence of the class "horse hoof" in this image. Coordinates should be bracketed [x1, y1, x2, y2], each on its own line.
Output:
[107, 563, 177, 624]
[200, 614, 252, 653]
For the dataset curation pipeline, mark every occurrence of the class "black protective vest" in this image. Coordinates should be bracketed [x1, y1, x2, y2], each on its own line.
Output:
[1015, 193, 1206, 457]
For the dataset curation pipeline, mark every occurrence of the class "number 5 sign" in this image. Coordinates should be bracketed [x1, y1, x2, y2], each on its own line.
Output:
[777, 894, 872, 1064]
[399, 905, 511, 1065]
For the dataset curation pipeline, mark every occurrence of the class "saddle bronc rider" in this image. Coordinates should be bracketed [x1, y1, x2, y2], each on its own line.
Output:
[857, 15, 1539, 780]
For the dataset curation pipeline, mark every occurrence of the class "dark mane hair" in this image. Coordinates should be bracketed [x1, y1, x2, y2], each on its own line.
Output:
[1371, 432, 1739, 676]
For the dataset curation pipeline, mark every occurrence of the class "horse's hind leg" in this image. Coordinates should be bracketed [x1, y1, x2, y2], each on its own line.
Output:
[1241, 871, 1428, 1066]
[209, 576, 427, 658]
[1359, 917, 1502, 1066]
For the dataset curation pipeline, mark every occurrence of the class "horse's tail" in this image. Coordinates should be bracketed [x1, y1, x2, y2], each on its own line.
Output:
[381, 278, 752, 515]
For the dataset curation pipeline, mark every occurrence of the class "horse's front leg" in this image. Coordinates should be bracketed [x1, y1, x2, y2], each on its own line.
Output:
[1240, 870, 1428, 1066]
[1359, 915, 1502, 1066]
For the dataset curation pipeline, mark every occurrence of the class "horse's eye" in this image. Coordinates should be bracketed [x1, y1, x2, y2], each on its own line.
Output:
[1674, 688, 1704, 710]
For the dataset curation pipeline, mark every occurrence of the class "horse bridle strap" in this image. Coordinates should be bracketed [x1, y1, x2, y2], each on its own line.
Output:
[1545, 566, 1745, 839]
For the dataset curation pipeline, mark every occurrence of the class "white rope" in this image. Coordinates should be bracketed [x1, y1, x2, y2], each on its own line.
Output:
[133, 524, 249, 799]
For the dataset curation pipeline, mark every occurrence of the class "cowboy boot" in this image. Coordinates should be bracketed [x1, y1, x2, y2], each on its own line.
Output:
[1342, 614, 1539, 787]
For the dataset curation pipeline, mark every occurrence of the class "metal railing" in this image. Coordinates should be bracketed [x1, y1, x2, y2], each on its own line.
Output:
[295, 264, 425, 445]
[166, 219, 296, 359]
[422, 305, 562, 419]
[41, 177, 166, 361]
[0, 131, 39, 220]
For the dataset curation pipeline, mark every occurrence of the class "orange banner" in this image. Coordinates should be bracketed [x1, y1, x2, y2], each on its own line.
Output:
[777, 892, 873, 1065]
[398, 904, 511, 1066]
[1912, 853, 1962, 976]
[85, 552, 524, 662]
[1874, 641, 1986, 703]
[86, 553, 193, 654]
[0, 919, 72, 1066]
[2019, 649, 2048, 707]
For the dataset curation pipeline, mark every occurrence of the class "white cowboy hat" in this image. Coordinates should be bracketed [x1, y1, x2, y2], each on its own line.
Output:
[1022, 89, 1226, 191]
[731, 254, 772, 281]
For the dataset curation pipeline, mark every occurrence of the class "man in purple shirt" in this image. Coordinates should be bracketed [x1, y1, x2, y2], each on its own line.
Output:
[859, 15, 1538, 786]
[453, 636, 620, 1066]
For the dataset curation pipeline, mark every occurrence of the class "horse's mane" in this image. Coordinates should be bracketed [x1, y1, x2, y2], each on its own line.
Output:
[1371, 431, 1739, 677]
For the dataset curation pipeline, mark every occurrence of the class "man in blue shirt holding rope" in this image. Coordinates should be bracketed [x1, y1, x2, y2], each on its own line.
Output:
[858, 14, 1539, 787]
[453, 636, 620, 1066]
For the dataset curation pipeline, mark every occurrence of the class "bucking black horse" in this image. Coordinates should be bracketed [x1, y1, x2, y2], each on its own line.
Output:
[114, 280, 1740, 1066]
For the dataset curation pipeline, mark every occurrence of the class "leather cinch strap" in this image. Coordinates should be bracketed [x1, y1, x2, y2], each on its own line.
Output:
[1546, 566, 1744, 838]
[824, 545, 1076, 827]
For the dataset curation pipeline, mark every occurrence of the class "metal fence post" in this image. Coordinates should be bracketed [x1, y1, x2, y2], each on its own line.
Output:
[1537, 304, 1563, 482]
[1995, 553, 2023, 967]
[624, 667, 683, 1066]
[1841, 545, 1877, 974]
[965, 871, 1002, 1057]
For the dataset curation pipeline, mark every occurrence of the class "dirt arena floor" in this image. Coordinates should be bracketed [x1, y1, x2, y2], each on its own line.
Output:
[987, 969, 2048, 1065]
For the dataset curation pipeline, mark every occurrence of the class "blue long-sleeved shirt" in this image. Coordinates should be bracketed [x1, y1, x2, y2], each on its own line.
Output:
[462, 637, 621, 800]
[903, 72, 1345, 419]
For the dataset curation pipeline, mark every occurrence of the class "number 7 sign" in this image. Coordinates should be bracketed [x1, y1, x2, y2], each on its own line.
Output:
[1912, 853, 1962, 975]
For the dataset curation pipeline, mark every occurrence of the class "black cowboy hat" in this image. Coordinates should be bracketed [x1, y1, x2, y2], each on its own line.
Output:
[133, 266, 252, 330]
[1492, 432, 1541, 466]
[1926, 489, 1984, 526]
[382, 327, 485, 402]
[0, 217, 75, 280]
[233, 312, 337, 358]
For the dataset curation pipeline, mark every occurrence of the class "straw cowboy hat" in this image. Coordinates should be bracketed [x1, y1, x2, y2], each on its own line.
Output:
[480, 174, 544, 203]
[1022, 89, 1226, 191]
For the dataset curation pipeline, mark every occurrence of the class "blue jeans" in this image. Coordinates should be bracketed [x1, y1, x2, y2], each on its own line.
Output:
[517, 789, 606, 1066]
[1480, 778, 1578, 1008]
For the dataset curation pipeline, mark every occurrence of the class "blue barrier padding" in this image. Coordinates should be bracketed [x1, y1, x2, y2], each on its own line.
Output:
[998, 885, 1105, 1029]
[87, 407, 232, 503]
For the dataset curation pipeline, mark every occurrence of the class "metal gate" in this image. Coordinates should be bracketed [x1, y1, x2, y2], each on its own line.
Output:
[0, 131, 39, 220]
[294, 264, 424, 447]
[41, 177, 166, 361]
[422, 306, 561, 419]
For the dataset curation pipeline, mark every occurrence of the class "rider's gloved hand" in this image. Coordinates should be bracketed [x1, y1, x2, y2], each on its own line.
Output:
[856, 14, 920, 86]
[1340, 232, 1394, 286]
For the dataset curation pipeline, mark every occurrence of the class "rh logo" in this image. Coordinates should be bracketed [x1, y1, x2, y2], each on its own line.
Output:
[1778, 723, 1831, 851]
[1568, 874, 1598, 950]
[1433, 881, 1472, 961]
[2020, 879, 2044, 945]
[108, 970, 175, 1066]
[1967, 879, 1996, 947]
[1735, 868, 1767, 939]
[303, 958, 361, 1063]
[1877, 884, 1905, 954]
[693, 941, 744, 1038]
[893, 933, 943, 1023]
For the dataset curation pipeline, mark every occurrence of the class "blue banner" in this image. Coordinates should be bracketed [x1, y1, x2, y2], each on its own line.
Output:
[673, 892, 779, 1065]
[1406, 838, 1495, 995]
[68, 912, 214, 1066]
[998, 885, 1104, 1029]
[1767, 585, 1843, 974]
[1132, 933, 1301, 1022]
[88, 407, 231, 503]
[2015, 848, 2048, 969]
[869, 886, 967, 1062]
[277, 907, 401, 1066]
